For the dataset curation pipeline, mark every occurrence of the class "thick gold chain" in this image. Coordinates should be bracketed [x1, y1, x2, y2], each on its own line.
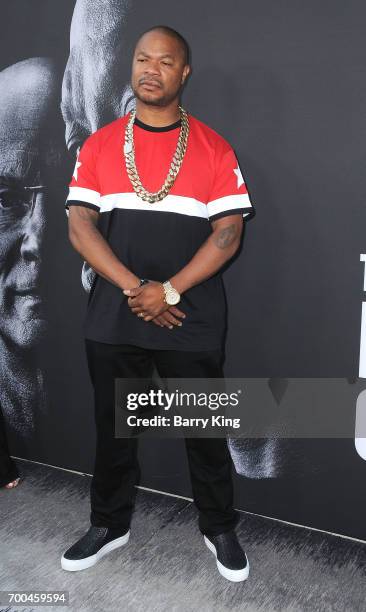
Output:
[123, 105, 189, 203]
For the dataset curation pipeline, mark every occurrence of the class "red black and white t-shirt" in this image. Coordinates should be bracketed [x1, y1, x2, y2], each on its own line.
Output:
[65, 111, 255, 351]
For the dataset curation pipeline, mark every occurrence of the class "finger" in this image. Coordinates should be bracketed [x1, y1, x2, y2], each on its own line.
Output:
[132, 308, 155, 320]
[163, 312, 183, 327]
[129, 298, 141, 308]
[132, 309, 153, 318]
[124, 287, 143, 297]
[151, 316, 165, 327]
[156, 313, 181, 328]
[156, 314, 174, 328]
[142, 302, 171, 322]
[134, 312, 149, 321]
[168, 306, 186, 319]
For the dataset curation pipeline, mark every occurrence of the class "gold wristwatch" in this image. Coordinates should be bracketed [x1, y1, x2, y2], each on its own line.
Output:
[162, 280, 181, 305]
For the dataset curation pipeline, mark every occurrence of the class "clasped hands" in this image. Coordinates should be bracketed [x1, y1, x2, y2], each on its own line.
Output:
[123, 280, 185, 330]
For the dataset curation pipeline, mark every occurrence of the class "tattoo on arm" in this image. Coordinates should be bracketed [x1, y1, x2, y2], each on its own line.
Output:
[70, 205, 99, 224]
[213, 224, 238, 249]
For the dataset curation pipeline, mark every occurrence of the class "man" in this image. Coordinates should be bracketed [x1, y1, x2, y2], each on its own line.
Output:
[61, 25, 255, 582]
[60, 0, 286, 555]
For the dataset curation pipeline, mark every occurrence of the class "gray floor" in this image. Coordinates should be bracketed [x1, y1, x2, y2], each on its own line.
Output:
[1, 459, 366, 612]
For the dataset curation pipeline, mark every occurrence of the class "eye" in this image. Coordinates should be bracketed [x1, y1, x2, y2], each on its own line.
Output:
[0, 187, 31, 211]
[162, 61, 172, 66]
[137, 58, 146, 62]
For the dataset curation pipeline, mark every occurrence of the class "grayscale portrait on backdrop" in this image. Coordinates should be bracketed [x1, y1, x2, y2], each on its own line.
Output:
[0, 57, 65, 436]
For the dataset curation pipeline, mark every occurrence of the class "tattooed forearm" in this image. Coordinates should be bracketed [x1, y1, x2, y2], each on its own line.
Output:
[213, 224, 239, 249]
[167, 217, 243, 294]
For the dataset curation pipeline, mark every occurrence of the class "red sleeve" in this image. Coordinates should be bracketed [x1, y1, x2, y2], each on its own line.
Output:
[65, 133, 101, 214]
[206, 141, 255, 222]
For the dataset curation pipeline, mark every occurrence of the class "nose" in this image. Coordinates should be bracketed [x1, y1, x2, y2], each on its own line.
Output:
[143, 60, 161, 78]
[20, 193, 46, 261]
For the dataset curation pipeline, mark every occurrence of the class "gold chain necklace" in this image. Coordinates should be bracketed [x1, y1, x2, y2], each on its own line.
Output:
[123, 105, 189, 203]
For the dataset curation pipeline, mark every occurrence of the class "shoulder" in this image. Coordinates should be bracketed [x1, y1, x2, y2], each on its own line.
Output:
[188, 113, 233, 156]
[82, 114, 129, 150]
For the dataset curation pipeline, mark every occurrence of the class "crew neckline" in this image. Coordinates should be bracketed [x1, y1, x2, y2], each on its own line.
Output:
[133, 115, 182, 132]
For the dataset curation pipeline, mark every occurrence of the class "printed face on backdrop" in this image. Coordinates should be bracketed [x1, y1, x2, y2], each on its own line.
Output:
[61, 0, 135, 290]
[61, 0, 134, 154]
[0, 57, 66, 435]
[0, 58, 62, 348]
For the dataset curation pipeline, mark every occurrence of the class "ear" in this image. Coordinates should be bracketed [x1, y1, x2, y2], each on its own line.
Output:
[182, 64, 191, 83]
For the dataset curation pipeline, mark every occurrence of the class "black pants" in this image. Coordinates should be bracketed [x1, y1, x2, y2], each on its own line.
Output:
[85, 339, 239, 537]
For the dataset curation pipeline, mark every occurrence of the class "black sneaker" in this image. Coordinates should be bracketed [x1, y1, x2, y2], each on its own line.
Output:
[61, 525, 130, 571]
[204, 529, 249, 582]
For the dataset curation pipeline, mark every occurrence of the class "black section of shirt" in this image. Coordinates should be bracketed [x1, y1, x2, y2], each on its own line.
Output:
[84, 208, 226, 351]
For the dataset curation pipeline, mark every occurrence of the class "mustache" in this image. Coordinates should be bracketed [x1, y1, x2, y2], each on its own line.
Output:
[139, 78, 162, 87]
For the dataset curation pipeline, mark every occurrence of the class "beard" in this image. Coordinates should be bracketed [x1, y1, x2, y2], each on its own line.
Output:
[132, 83, 182, 108]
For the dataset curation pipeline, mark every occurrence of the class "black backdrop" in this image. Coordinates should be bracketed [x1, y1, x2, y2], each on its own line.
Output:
[1, 0, 366, 540]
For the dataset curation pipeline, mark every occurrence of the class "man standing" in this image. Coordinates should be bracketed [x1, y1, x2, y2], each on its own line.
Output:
[61, 25, 254, 582]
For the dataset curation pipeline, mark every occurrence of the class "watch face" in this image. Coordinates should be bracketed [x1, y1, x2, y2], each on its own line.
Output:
[168, 292, 180, 305]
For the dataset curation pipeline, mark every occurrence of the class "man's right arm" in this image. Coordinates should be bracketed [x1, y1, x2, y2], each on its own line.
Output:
[67, 205, 140, 291]
[65, 134, 186, 327]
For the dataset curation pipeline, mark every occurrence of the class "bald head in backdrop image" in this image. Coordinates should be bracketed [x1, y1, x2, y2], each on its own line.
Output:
[0, 57, 65, 434]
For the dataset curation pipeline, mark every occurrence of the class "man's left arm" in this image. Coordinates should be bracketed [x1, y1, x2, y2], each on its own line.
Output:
[124, 143, 255, 319]
[125, 215, 245, 320]
[168, 214, 244, 294]
[170, 142, 256, 292]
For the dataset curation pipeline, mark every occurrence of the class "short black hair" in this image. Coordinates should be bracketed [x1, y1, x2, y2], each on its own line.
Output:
[136, 25, 190, 66]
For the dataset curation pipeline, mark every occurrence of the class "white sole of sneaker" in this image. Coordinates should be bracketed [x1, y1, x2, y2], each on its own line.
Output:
[203, 535, 250, 582]
[61, 530, 130, 572]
